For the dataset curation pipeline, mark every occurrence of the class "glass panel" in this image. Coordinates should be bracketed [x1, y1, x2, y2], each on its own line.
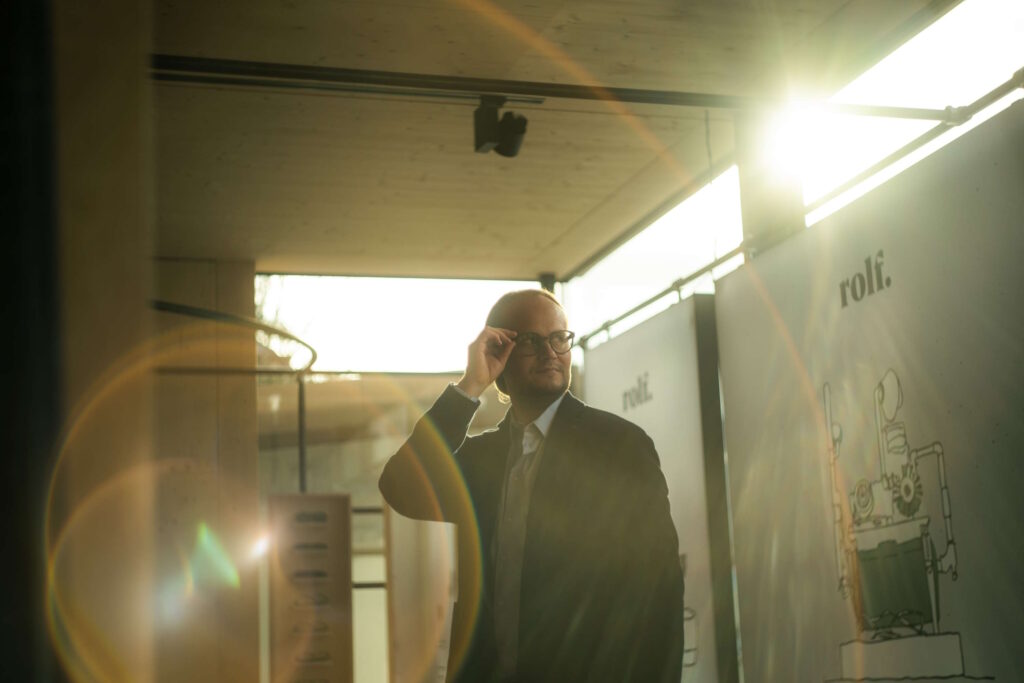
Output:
[304, 441, 381, 506]
[257, 371, 474, 681]
[353, 588, 390, 683]
[258, 375, 301, 495]
[351, 514, 385, 556]
[257, 374, 300, 683]
[353, 555, 387, 584]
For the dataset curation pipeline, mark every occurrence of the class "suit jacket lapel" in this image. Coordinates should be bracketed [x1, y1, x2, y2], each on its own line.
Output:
[470, 415, 512, 592]
[524, 393, 585, 556]
[534, 392, 585, 478]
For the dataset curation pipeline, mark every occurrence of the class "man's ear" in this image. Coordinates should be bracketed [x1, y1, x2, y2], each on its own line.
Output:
[495, 372, 511, 404]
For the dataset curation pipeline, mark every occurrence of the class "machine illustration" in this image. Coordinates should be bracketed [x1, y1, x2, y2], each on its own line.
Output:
[822, 369, 986, 681]
[679, 553, 698, 671]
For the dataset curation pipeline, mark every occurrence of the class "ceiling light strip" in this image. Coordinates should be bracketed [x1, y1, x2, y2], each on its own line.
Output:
[576, 242, 746, 350]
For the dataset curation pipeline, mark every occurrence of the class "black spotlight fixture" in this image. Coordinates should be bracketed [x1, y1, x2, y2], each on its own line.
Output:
[474, 95, 528, 157]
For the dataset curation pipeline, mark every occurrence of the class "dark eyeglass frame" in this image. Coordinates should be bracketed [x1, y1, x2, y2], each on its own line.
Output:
[514, 330, 575, 356]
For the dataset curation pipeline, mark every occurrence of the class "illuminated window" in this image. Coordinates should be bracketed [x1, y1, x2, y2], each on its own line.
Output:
[563, 166, 744, 346]
[795, 0, 1024, 224]
[567, 0, 1022, 344]
[256, 275, 530, 372]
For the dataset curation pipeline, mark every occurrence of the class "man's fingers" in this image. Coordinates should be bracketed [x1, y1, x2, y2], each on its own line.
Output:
[477, 326, 516, 351]
[496, 338, 516, 363]
[459, 326, 518, 394]
[484, 326, 517, 343]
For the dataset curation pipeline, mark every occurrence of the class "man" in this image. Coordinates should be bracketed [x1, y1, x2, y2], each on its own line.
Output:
[379, 289, 684, 683]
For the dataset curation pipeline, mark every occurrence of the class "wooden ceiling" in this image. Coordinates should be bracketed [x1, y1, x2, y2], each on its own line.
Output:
[154, 0, 958, 281]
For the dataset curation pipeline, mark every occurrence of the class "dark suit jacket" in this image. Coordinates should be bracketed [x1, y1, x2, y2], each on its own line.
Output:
[379, 385, 685, 683]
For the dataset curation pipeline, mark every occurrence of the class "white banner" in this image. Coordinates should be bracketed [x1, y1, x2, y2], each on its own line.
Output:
[584, 296, 722, 683]
[716, 101, 1024, 681]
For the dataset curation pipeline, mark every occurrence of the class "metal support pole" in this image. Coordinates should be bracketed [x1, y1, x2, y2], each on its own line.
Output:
[298, 375, 307, 493]
[538, 272, 556, 292]
[151, 54, 963, 122]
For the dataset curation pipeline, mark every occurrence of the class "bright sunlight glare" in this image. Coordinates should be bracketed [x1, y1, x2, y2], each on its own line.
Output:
[761, 103, 828, 179]
[249, 534, 271, 561]
[766, 0, 1023, 221]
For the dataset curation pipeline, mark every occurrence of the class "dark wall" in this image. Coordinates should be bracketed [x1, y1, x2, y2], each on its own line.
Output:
[1, 0, 62, 679]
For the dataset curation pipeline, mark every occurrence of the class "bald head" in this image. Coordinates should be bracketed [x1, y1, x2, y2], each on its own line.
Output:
[486, 289, 564, 330]
[486, 289, 571, 407]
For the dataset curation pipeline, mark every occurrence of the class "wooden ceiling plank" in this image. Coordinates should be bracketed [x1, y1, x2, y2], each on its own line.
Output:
[156, 0, 570, 77]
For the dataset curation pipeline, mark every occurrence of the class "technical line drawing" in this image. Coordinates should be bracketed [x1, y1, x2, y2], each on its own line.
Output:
[679, 553, 698, 670]
[821, 369, 991, 681]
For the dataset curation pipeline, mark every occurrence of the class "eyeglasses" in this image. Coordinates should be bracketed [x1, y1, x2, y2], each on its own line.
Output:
[514, 330, 575, 356]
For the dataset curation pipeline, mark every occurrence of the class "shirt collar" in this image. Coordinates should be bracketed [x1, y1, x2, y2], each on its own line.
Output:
[528, 393, 565, 438]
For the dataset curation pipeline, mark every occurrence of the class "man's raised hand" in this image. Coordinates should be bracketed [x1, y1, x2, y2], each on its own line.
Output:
[456, 326, 517, 398]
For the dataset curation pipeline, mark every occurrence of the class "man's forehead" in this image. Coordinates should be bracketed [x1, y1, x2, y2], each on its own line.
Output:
[508, 297, 566, 326]
[497, 293, 566, 327]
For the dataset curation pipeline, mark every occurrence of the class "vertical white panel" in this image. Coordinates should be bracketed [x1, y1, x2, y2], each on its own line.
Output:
[716, 101, 1024, 681]
[583, 297, 719, 683]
